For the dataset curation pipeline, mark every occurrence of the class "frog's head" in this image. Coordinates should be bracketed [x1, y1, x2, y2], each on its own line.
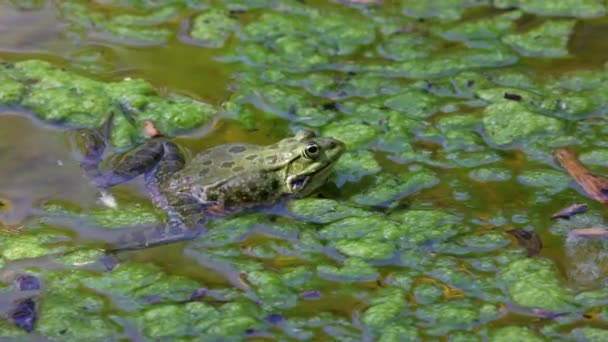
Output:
[278, 129, 345, 197]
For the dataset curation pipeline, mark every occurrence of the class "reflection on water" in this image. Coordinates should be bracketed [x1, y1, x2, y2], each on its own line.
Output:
[0, 2, 65, 54]
[0, 112, 97, 224]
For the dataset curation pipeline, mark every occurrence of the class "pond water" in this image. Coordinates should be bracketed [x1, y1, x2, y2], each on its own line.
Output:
[1, 0, 608, 341]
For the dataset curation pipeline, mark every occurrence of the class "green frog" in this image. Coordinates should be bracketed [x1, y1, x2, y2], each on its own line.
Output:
[76, 115, 345, 251]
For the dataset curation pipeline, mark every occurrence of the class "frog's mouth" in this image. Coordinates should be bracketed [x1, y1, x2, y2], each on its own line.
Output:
[289, 175, 310, 192]
[288, 159, 338, 193]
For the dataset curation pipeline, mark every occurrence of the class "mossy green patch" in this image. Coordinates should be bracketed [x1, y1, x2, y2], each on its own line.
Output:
[239, 10, 375, 70]
[352, 169, 439, 207]
[489, 326, 547, 342]
[413, 283, 444, 304]
[0, 60, 216, 148]
[380, 34, 441, 61]
[287, 198, 370, 224]
[389, 210, 462, 246]
[37, 291, 121, 341]
[482, 102, 564, 146]
[333, 150, 382, 185]
[402, 0, 490, 21]
[517, 169, 571, 194]
[333, 239, 395, 260]
[494, 0, 605, 18]
[319, 215, 400, 241]
[579, 149, 608, 166]
[377, 323, 420, 342]
[384, 90, 439, 119]
[362, 288, 406, 329]
[0, 230, 70, 260]
[503, 20, 576, 58]
[323, 120, 380, 150]
[59, 2, 173, 44]
[370, 48, 518, 79]
[570, 327, 608, 341]
[190, 9, 237, 48]
[416, 300, 500, 335]
[498, 258, 575, 311]
[317, 258, 379, 282]
[245, 270, 296, 309]
[439, 11, 522, 42]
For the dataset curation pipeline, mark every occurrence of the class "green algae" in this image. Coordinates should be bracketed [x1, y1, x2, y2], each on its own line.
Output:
[59, 2, 175, 44]
[333, 151, 382, 185]
[352, 169, 439, 207]
[333, 238, 396, 260]
[489, 326, 547, 342]
[517, 169, 571, 194]
[570, 327, 608, 341]
[37, 291, 121, 341]
[402, 0, 490, 21]
[438, 11, 523, 42]
[0, 60, 216, 148]
[3, 0, 608, 340]
[417, 300, 501, 335]
[498, 258, 575, 311]
[317, 258, 379, 282]
[190, 9, 237, 48]
[362, 288, 406, 329]
[0, 230, 70, 260]
[494, 0, 605, 18]
[390, 210, 462, 246]
[503, 20, 576, 58]
[287, 198, 370, 224]
[482, 102, 565, 146]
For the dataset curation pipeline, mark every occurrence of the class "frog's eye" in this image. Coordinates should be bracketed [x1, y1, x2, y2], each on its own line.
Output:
[303, 143, 320, 159]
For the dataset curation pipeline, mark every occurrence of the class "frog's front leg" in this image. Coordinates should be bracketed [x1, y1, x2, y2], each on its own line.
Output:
[106, 143, 206, 252]
[79, 136, 169, 189]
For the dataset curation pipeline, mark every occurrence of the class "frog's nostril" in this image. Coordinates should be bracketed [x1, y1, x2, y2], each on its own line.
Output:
[329, 141, 336, 148]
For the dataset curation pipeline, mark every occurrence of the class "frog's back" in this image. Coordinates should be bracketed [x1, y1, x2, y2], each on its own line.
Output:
[176, 143, 268, 185]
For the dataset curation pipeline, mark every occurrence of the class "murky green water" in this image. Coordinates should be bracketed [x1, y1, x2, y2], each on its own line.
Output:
[2, 0, 608, 341]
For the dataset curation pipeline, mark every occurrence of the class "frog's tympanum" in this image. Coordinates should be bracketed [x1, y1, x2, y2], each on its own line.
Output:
[77, 115, 345, 251]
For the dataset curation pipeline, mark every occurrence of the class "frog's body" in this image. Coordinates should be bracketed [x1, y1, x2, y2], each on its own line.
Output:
[76, 117, 345, 251]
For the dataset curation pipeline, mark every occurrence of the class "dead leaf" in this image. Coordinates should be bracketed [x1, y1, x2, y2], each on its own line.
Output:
[568, 227, 608, 239]
[555, 148, 608, 203]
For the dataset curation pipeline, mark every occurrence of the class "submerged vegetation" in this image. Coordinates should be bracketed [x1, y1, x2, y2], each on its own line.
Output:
[1, 0, 608, 340]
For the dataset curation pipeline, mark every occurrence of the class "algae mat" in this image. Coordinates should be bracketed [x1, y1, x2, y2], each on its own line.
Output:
[1, 0, 608, 340]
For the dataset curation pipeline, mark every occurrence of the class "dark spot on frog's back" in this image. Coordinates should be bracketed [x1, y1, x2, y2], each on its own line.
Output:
[221, 161, 235, 168]
[202, 159, 213, 166]
[233, 166, 245, 172]
[199, 168, 210, 176]
[229, 145, 247, 154]
[246, 154, 257, 160]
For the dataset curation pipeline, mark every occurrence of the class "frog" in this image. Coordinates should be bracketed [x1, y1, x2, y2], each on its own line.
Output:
[75, 114, 345, 251]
